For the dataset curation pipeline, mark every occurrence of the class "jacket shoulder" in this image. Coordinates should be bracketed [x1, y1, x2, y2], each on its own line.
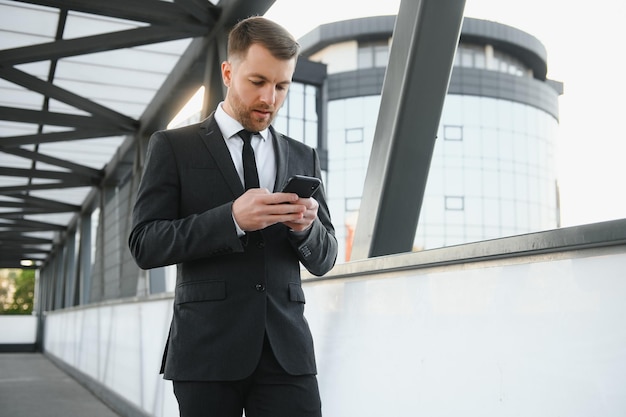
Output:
[151, 114, 217, 142]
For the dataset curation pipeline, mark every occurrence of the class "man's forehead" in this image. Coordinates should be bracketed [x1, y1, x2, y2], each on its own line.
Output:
[234, 47, 295, 76]
[233, 43, 295, 63]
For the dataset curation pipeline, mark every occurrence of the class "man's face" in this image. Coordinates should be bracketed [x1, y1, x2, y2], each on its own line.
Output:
[222, 43, 296, 132]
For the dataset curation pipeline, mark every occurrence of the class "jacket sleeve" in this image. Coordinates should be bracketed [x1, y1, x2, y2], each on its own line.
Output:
[128, 131, 244, 270]
[288, 149, 338, 276]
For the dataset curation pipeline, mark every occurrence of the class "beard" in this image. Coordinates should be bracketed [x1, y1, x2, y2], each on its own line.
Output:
[227, 88, 277, 133]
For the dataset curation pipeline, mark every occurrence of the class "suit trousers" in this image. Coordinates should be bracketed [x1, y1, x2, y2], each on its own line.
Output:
[172, 335, 322, 417]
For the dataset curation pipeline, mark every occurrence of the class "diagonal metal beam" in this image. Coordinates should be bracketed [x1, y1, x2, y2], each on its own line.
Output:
[1, 207, 76, 216]
[0, 192, 81, 212]
[0, 25, 208, 66]
[218, 0, 276, 27]
[0, 67, 137, 130]
[351, 0, 466, 259]
[0, 247, 50, 255]
[0, 181, 93, 193]
[0, 167, 97, 184]
[0, 217, 66, 230]
[0, 106, 134, 130]
[0, 147, 103, 178]
[174, 0, 220, 25]
[0, 234, 52, 245]
[0, 129, 126, 147]
[13, 0, 218, 28]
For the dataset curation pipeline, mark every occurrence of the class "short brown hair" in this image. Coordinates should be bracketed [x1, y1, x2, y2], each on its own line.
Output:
[228, 16, 300, 61]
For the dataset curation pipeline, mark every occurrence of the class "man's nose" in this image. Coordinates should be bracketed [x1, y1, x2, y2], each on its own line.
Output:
[259, 85, 276, 105]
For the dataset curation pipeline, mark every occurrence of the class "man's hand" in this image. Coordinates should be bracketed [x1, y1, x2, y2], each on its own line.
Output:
[282, 195, 319, 232]
[232, 189, 309, 232]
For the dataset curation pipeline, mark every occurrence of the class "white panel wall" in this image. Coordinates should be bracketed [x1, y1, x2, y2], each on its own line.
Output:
[43, 247, 626, 417]
[44, 298, 178, 417]
[306, 249, 626, 416]
[0, 315, 37, 343]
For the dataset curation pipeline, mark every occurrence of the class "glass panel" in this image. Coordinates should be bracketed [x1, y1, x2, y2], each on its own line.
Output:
[374, 45, 389, 67]
[305, 121, 318, 148]
[358, 48, 373, 68]
[290, 119, 304, 142]
[305, 86, 318, 121]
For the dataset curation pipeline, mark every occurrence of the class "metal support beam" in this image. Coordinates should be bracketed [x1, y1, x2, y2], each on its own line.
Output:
[202, 32, 229, 119]
[0, 67, 137, 130]
[0, 25, 207, 66]
[0, 147, 102, 178]
[0, 106, 132, 130]
[351, 0, 466, 259]
[14, 0, 216, 27]
[0, 129, 123, 147]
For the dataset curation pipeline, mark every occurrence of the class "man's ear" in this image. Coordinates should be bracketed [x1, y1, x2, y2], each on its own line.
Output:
[221, 61, 232, 87]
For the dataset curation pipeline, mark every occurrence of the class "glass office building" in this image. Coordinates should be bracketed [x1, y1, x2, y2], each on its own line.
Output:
[298, 16, 563, 261]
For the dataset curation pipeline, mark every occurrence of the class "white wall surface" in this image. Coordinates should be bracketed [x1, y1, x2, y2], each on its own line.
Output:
[309, 41, 358, 74]
[0, 315, 37, 343]
[306, 247, 626, 416]
[44, 298, 179, 417]
[43, 246, 626, 417]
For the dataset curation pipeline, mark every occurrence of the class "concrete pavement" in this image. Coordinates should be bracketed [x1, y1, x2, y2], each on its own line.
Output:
[0, 353, 123, 417]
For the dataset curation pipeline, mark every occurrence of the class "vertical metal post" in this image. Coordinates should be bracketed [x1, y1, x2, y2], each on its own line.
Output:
[202, 33, 228, 119]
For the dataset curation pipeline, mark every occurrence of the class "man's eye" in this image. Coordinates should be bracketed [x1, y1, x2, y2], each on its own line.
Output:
[251, 80, 263, 86]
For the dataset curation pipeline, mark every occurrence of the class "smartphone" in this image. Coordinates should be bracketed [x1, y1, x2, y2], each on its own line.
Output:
[281, 175, 321, 198]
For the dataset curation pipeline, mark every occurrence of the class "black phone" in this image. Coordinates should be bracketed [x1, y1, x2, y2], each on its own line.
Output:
[281, 175, 321, 198]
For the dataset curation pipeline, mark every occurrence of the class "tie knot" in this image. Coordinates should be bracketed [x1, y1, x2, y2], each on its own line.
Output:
[238, 129, 256, 144]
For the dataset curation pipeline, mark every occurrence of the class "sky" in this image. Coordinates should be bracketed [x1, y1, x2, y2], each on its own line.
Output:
[266, 0, 626, 227]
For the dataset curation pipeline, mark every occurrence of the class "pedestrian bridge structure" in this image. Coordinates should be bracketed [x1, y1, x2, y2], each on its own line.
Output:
[1, 1, 625, 416]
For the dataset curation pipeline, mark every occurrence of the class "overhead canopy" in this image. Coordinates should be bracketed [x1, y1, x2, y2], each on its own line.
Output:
[0, 0, 276, 268]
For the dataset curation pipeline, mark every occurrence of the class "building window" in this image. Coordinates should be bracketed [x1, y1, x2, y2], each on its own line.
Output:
[492, 50, 526, 76]
[456, 44, 486, 69]
[345, 127, 364, 143]
[274, 82, 320, 148]
[358, 40, 390, 69]
[444, 125, 463, 141]
[445, 196, 465, 211]
[454, 43, 528, 77]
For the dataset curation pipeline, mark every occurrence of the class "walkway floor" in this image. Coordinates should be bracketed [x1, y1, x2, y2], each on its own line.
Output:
[0, 353, 123, 417]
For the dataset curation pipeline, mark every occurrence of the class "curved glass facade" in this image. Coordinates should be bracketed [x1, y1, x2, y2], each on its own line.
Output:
[416, 95, 559, 250]
[307, 16, 561, 262]
[327, 93, 558, 261]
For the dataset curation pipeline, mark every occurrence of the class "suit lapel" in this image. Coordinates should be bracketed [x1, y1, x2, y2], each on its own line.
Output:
[198, 115, 245, 197]
[271, 125, 290, 192]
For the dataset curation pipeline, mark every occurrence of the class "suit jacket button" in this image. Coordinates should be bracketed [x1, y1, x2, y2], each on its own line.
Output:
[256, 241, 265, 248]
[255, 284, 265, 292]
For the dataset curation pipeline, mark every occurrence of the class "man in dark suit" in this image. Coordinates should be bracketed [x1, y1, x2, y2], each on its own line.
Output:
[128, 16, 337, 417]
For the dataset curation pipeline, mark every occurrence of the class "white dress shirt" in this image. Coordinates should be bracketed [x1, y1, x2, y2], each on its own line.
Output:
[214, 102, 277, 192]
[214, 102, 278, 236]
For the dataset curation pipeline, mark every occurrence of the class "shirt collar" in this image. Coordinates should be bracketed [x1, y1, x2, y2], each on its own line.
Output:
[215, 102, 269, 142]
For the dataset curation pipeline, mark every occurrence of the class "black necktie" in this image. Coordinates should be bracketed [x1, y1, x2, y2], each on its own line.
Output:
[239, 130, 260, 190]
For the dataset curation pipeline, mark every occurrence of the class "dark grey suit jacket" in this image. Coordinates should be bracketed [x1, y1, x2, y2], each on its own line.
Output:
[128, 115, 337, 381]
